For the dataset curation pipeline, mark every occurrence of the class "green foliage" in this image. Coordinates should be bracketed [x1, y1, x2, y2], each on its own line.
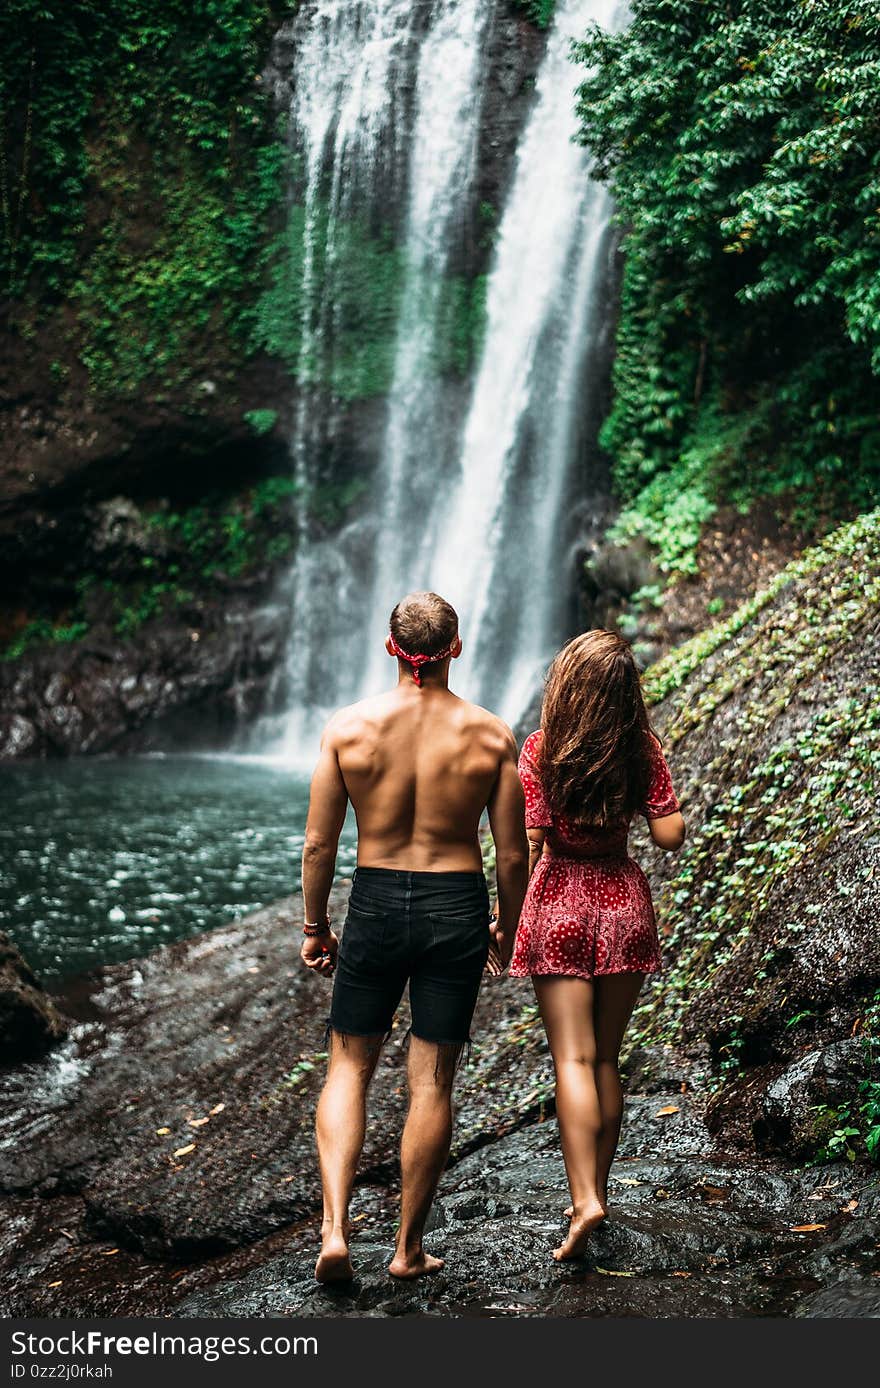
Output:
[1, 1, 285, 394]
[575, 1, 880, 560]
[254, 203, 487, 400]
[814, 992, 880, 1164]
[643, 508, 880, 705]
[148, 476, 298, 580]
[1, 475, 299, 658]
[254, 202, 404, 400]
[1, 619, 88, 663]
[303, 477, 368, 530]
[113, 580, 194, 636]
[243, 407, 278, 435]
[433, 273, 489, 377]
[511, 0, 557, 29]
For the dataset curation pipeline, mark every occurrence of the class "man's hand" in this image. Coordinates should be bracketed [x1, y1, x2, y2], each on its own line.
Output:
[485, 914, 511, 977]
[300, 930, 339, 978]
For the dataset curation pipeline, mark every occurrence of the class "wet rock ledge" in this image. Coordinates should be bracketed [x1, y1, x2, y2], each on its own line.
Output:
[0, 886, 878, 1320]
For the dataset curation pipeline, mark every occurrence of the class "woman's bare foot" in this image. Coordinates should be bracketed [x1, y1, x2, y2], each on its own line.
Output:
[563, 1197, 608, 1219]
[388, 1248, 445, 1279]
[315, 1225, 353, 1283]
[553, 1201, 606, 1261]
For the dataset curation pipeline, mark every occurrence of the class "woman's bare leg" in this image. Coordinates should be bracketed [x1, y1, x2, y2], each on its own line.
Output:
[533, 976, 606, 1260]
[593, 972, 644, 1207]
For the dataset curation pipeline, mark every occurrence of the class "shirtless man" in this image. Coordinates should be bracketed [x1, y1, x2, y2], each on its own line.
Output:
[300, 591, 529, 1284]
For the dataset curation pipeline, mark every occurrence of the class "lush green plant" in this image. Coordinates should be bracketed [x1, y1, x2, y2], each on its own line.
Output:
[813, 991, 880, 1164]
[1, 474, 301, 658]
[113, 581, 194, 636]
[243, 407, 279, 435]
[254, 201, 404, 400]
[254, 202, 487, 400]
[148, 476, 299, 579]
[575, 1, 880, 565]
[1, 1, 286, 394]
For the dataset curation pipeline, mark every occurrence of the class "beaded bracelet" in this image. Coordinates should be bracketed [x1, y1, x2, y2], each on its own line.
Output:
[303, 919, 331, 937]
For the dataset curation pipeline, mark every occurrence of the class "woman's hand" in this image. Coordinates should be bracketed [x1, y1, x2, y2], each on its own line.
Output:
[300, 930, 339, 977]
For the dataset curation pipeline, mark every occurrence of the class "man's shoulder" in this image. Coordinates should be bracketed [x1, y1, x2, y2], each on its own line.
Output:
[456, 698, 517, 756]
[321, 696, 380, 745]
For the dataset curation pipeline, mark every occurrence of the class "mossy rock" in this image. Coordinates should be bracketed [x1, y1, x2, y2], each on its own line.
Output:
[625, 508, 880, 1156]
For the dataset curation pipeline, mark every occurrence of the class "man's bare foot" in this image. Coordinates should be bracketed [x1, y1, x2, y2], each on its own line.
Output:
[553, 1201, 606, 1261]
[388, 1248, 445, 1279]
[315, 1228, 353, 1284]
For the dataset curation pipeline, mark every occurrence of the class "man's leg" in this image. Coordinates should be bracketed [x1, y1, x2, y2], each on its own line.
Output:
[389, 1035, 459, 1279]
[315, 1029, 384, 1283]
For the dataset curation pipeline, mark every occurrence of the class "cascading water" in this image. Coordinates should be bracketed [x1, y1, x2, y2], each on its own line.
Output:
[269, 0, 496, 757]
[267, 0, 423, 754]
[266, 0, 623, 759]
[426, 0, 623, 722]
[362, 0, 496, 696]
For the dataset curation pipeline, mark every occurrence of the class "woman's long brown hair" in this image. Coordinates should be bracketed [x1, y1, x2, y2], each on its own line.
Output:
[539, 630, 655, 828]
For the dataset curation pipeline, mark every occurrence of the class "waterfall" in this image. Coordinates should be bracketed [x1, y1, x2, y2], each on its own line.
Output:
[426, 0, 622, 722]
[265, 0, 623, 759]
[360, 0, 495, 696]
[266, 0, 422, 755]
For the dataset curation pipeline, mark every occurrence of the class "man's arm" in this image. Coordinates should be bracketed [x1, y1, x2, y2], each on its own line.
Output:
[486, 729, 529, 968]
[300, 720, 349, 976]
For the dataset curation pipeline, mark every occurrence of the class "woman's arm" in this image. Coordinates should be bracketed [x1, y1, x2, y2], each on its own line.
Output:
[647, 811, 686, 852]
[527, 828, 546, 876]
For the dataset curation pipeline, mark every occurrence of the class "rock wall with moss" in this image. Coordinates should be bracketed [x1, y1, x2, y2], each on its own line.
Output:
[637, 509, 880, 1162]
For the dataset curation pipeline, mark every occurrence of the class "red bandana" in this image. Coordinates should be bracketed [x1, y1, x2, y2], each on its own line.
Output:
[389, 633, 455, 686]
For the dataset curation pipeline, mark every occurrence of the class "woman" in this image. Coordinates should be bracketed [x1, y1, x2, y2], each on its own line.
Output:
[509, 630, 685, 1261]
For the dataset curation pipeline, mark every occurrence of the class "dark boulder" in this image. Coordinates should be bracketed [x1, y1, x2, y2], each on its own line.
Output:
[0, 932, 68, 1062]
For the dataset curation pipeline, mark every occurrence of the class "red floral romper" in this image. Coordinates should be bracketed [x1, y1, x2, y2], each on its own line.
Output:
[509, 730, 680, 979]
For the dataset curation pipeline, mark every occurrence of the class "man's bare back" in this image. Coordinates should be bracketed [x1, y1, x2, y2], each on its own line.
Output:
[327, 681, 513, 873]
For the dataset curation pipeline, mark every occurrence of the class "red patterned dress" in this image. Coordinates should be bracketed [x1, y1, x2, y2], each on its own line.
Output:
[509, 730, 680, 979]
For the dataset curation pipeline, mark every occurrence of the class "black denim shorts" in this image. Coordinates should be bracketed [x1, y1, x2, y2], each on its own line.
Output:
[328, 867, 491, 1046]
